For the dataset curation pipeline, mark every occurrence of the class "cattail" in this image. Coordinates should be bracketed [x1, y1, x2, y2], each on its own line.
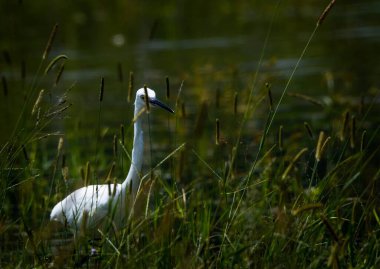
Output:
[321, 137, 331, 160]
[2, 76, 8, 97]
[315, 131, 330, 162]
[42, 23, 58, 60]
[339, 111, 350, 141]
[304, 122, 314, 139]
[317, 0, 336, 27]
[233, 91, 238, 115]
[182, 188, 186, 209]
[57, 137, 64, 157]
[143, 84, 150, 112]
[350, 116, 356, 149]
[128, 71, 134, 102]
[113, 134, 118, 157]
[315, 131, 325, 161]
[120, 124, 125, 145]
[62, 166, 69, 182]
[84, 161, 90, 186]
[278, 125, 283, 151]
[266, 82, 273, 110]
[166, 76, 170, 100]
[215, 118, 220, 145]
[99, 77, 104, 102]
[117, 62, 123, 83]
[32, 89, 45, 115]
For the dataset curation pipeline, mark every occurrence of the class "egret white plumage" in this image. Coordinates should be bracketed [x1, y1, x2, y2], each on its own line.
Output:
[50, 88, 174, 232]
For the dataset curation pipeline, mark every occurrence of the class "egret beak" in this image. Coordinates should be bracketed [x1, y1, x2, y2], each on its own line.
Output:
[149, 98, 174, 113]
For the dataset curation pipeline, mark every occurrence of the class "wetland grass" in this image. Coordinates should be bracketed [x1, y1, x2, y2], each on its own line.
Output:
[165, 76, 170, 100]
[128, 71, 134, 102]
[1, 1, 380, 268]
[215, 118, 220, 145]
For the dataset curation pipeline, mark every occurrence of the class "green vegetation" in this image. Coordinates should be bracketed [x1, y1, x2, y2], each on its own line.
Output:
[1, 1, 380, 268]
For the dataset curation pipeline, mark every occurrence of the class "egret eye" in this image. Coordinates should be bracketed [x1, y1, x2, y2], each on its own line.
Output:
[140, 95, 146, 100]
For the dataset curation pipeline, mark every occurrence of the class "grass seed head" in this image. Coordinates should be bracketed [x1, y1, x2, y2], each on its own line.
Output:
[215, 118, 220, 145]
[128, 71, 134, 102]
[113, 134, 118, 157]
[57, 137, 64, 157]
[234, 91, 238, 115]
[42, 23, 58, 60]
[315, 131, 325, 162]
[339, 111, 350, 141]
[278, 125, 283, 152]
[304, 121, 314, 139]
[350, 115, 356, 149]
[32, 89, 45, 115]
[266, 82, 273, 110]
[85, 161, 90, 186]
[166, 76, 170, 100]
[99, 77, 105, 102]
[317, 0, 336, 26]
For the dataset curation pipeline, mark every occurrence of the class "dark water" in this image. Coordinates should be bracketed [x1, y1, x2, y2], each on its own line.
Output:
[1, 1, 379, 132]
[1, 0, 380, 187]
[1, 0, 380, 263]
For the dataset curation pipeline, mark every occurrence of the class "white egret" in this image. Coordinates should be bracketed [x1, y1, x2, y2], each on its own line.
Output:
[50, 88, 174, 232]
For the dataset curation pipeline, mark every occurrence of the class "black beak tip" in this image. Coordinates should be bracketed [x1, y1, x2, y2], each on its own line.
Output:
[150, 98, 175, 114]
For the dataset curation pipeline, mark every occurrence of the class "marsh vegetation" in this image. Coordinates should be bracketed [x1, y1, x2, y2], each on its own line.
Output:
[1, 0, 380, 268]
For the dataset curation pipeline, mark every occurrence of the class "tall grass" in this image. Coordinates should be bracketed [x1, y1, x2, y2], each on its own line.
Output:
[1, 1, 380, 268]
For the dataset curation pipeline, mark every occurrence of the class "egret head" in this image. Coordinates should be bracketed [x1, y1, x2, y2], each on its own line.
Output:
[135, 87, 174, 113]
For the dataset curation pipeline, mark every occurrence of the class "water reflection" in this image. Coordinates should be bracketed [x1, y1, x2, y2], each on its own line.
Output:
[1, 0, 379, 155]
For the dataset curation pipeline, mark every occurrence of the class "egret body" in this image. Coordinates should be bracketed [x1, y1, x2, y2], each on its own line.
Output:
[50, 88, 173, 231]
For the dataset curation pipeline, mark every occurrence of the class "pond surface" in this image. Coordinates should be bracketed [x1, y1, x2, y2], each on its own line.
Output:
[1, 1, 379, 136]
